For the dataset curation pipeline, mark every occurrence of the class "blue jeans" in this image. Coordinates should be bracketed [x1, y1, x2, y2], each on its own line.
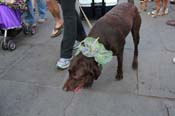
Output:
[24, 0, 46, 24]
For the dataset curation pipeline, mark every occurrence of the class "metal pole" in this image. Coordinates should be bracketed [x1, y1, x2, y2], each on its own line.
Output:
[4, 30, 7, 45]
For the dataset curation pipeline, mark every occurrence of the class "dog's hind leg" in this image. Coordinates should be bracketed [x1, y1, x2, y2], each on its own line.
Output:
[116, 47, 124, 80]
[131, 13, 141, 69]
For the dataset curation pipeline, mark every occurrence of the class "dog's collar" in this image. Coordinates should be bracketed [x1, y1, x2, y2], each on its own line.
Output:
[75, 37, 113, 65]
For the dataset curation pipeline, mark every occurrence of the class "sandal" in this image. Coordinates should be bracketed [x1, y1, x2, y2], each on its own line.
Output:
[166, 20, 175, 26]
[51, 25, 63, 38]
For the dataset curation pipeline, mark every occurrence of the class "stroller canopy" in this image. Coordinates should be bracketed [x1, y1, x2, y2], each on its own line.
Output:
[0, 4, 22, 29]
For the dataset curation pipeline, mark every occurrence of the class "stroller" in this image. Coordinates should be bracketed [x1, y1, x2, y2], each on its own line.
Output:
[0, 0, 36, 51]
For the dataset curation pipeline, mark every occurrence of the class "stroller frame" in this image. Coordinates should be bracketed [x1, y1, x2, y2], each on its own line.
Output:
[0, 24, 36, 51]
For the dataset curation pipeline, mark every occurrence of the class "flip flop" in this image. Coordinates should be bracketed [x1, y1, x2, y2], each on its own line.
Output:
[51, 25, 63, 38]
[166, 20, 175, 26]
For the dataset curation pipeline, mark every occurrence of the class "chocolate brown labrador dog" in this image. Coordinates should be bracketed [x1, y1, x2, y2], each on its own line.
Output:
[63, 2, 141, 92]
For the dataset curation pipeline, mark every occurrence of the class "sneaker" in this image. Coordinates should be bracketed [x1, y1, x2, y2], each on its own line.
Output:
[151, 8, 168, 15]
[56, 58, 71, 69]
[37, 18, 46, 23]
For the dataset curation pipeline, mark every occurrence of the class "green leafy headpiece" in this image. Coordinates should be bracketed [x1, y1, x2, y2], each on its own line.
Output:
[75, 37, 113, 65]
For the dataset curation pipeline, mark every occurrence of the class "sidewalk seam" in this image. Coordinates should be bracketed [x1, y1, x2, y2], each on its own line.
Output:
[165, 105, 170, 116]
[0, 48, 31, 79]
[63, 94, 75, 116]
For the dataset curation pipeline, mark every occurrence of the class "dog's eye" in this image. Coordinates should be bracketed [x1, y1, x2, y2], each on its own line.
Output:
[72, 73, 81, 80]
[69, 71, 80, 80]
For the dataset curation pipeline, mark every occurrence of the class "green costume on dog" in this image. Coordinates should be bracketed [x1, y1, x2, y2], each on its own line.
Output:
[76, 37, 113, 65]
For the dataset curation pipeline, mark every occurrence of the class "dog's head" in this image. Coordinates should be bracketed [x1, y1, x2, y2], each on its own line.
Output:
[63, 54, 101, 92]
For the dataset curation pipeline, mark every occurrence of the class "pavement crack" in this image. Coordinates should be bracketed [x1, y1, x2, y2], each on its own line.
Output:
[138, 94, 175, 100]
[165, 106, 170, 116]
[63, 94, 75, 116]
[0, 48, 31, 79]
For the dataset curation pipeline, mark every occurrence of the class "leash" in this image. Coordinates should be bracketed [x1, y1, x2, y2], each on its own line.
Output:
[79, 5, 93, 29]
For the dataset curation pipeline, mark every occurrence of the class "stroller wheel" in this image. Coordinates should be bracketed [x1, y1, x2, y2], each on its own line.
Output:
[1, 41, 8, 50]
[7, 40, 16, 51]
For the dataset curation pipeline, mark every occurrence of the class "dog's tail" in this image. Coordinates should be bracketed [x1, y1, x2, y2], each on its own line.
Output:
[128, 0, 134, 4]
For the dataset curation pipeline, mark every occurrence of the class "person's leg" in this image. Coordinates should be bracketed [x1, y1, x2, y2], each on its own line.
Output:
[60, 0, 77, 59]
[76, 11, 86, 41]
[72, 11, 86, 49]
[36, 0, 47, 21]
[57, 0, 86, 69]
[24, 0, 36, 25]
[32, 0, 36, 11]
[46, 0, 62, 27]
[46, 0, 63, 36]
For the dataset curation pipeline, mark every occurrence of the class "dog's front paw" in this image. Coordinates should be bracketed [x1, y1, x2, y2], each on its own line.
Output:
[115, 74, 123, 80]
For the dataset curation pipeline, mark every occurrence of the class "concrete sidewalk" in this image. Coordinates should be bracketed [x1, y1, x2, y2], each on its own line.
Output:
[0, 0, 175, 116]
